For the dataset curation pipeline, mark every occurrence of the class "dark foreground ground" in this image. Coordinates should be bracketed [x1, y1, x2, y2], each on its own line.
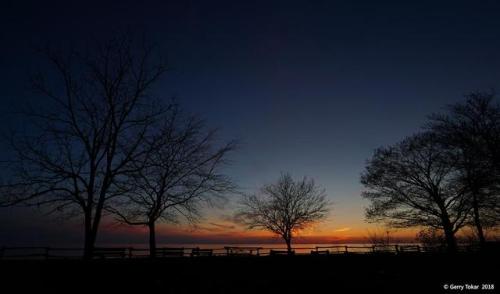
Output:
[0, 253, 498, 294]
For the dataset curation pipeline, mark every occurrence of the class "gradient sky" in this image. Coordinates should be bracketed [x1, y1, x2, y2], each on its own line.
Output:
[1, 0, 500, 245]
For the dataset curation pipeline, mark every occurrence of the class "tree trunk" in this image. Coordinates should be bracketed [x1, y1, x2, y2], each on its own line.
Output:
[472, 193, 486, 247]
[284, 231, 292, 254]
[83, 195, 105, 260]
[83, 210, 93, 260]
[149, 222, 156, 258]
[88, 201, 104, 258]
[285, 238, 292, 254]
[436, 196, 458, 253]
[442, 219, 457, 253]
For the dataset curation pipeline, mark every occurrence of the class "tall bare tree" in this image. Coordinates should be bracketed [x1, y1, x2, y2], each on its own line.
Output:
[109, 106, 236, 257]
[361, 132, 470, 252]
[0, 36, 168, 258]
[427, 92, 500, 245]
[236, 173, 330, 253]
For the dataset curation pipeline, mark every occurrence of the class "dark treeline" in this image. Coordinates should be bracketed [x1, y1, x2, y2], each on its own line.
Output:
[361, 92, 500, 252]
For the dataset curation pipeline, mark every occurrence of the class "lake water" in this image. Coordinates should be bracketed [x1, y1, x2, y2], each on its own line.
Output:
[119, 243, 418, 255]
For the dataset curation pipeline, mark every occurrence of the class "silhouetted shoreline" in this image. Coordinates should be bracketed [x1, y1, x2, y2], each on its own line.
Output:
[1, 252, 497, 293]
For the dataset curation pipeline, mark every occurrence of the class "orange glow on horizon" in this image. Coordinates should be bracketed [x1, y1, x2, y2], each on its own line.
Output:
[104, 220, 423, 244]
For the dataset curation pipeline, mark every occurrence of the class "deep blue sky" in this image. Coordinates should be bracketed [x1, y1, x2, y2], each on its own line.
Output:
[1, 0, 500, 245]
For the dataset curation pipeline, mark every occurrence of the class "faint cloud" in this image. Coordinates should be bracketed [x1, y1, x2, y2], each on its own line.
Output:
[197, 222, 236, 232]
[334, 227, 351, 232]
[208, 222, 236, 230]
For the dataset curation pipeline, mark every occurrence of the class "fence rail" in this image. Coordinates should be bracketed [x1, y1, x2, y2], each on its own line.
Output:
[0, 244, 484, 260]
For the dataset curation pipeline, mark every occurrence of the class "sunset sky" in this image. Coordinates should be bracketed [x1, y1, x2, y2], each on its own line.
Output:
[1, 0, 500, 246]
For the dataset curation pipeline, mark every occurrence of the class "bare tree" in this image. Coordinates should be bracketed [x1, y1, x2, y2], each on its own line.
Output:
[361, 132, 470, 252]
[416, 228, 446, 249]
[366, 229, 394, 246]
[0, 36, 168, 259]
[108, 106, 237, 257]
[236, 173, 330, 254]
[427, 92, 500, 246]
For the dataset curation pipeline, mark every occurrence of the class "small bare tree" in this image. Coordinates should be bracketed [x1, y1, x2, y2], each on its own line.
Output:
[0, 36, 168, 259]
[366, 229, 393, 246]
[416, 228, 446, 249]
[236, 173, 330, 254]
[108, 106, 237, 257]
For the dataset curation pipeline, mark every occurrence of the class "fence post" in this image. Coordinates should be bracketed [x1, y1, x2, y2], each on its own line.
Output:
[395, 245, 399, 254]
[344, 246, 348, 254]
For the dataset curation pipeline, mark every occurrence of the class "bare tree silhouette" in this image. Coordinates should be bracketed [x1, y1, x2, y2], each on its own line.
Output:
[0, 36, 168, 259]
[361, 132, 470, 252]
[416, 228, 446, 248]
[108, 105, 237, 257]
[236, 173, 330, 254]
[427, 92, 500, 246]
[366, 229, 394, 246]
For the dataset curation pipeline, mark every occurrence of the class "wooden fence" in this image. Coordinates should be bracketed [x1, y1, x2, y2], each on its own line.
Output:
[0, 244, 482, 260]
